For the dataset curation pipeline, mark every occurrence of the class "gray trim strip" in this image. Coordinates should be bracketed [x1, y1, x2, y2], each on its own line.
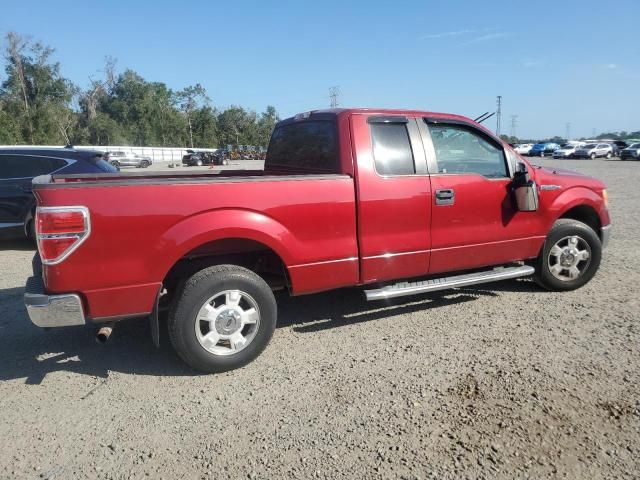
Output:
[0, 222, 23, 228]
[35, 173, 352, 189]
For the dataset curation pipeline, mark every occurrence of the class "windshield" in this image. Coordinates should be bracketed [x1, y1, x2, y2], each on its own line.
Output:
[584, 144, 597, 148]
[560, 144, 572, 149]
[631, 143, 640, 148]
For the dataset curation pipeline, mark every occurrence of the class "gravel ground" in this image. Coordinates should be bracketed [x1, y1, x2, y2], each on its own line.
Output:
[0, 158, 638, 479]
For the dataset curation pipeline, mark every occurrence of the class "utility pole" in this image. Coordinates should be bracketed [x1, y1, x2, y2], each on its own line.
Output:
[510, 115, 518, 138]
[496, 96, 502, 136]
[565, 122, 571, 141]
[329, 86, 341, 108]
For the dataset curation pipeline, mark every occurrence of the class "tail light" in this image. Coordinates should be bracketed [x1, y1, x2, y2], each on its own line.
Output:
[36, 206, 90, 265]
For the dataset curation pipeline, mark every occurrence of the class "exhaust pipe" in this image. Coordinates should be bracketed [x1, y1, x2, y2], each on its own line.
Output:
[96, 323, 115, 344]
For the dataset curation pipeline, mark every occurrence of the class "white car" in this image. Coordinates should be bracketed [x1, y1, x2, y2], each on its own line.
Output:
[514, 143, 533, 155]
[552, 143, 584, 159]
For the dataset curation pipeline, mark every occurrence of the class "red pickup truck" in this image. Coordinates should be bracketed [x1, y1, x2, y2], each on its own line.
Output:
[24, 108, 611, 373]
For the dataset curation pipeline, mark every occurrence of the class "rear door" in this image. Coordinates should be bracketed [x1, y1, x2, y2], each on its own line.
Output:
[420, 118, 540, 274]
[351, 114, 433, 283]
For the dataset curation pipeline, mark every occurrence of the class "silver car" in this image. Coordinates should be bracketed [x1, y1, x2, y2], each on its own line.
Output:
[106, 151, 153, 168]
[552, 144, 582, 159]
[573, 143, 613, 160]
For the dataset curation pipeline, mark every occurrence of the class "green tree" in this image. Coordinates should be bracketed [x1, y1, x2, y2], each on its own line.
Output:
[256, 105, 279, 147]
[1, 32, 77, 144]
[176, 84, 208, 148]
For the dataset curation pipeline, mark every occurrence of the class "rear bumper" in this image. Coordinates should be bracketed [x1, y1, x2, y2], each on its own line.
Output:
[601, 224, 612, 249]
[24, 275, 86, 328]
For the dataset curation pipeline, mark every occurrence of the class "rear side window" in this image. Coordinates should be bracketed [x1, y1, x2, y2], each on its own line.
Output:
[0, 155, 67, 179]
[370, 123, 415, 175]
[266, 121, 338, 172]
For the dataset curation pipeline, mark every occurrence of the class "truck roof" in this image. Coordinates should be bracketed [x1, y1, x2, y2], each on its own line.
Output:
[282, 107, 474, 120]
[277, 108, 494, 137]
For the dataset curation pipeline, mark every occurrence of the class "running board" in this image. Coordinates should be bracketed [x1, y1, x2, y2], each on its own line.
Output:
[364, 265, 535, 301]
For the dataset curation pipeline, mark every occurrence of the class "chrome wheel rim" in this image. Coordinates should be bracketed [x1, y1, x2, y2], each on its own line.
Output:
[548, 235, 591, 281]
[194, 290, 260, 356]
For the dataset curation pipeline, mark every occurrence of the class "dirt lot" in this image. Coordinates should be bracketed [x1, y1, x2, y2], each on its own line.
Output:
[0, 158, 638, 479]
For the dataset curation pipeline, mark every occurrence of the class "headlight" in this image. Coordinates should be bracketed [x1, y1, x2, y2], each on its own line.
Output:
[602, 189, 608, 207]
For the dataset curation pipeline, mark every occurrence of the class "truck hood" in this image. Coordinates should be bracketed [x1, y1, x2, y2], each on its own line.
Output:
[532, 164, 606, 191]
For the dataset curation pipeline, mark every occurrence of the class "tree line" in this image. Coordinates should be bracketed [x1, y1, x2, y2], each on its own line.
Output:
[0, 32, 279, 148]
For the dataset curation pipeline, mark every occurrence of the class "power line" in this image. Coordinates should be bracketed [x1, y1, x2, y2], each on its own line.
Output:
[510, 115, 518, 138]
[496, 96, 502, 136]
[329, 86, 341, 108]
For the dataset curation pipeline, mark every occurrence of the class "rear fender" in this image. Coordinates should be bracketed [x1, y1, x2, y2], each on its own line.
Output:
[154, 208, 296, 282]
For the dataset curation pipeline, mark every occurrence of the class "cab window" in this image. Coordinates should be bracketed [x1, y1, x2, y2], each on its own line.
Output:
[370, 122, 415, 176]
[427, 124, 508, 178]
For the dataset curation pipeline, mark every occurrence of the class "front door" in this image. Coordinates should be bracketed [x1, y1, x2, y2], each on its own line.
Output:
[420, 119, 540, 275]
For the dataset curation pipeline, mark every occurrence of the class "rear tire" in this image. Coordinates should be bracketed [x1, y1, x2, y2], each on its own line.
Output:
[590, 153, 596, 160]
[140, 160, 150, 168]
[534, 219, 602, 291]
[168, 265, 277, 373]
[606, 152, 612, 159]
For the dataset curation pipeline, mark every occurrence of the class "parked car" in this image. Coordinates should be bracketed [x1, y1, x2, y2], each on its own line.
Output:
[0, 147, 117, 239]
[528, 143, 561, 157]
[182, 150, 229, 166]
[620, 143, 640, 160]
[514, 143, 533, 155]
[609, 141, 628, 157]
[105, 151, 152, 168]
[552, 144, 583, 159]
[24, 108, 610, 373]
[573, 143, 614, 159]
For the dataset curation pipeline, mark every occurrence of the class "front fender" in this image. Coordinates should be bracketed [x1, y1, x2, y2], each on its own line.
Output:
[152, 208, 297, 281]
[546, 186, 609, 229]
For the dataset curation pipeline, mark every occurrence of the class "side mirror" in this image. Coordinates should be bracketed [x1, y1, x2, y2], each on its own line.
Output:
[512, 163, 539, 212]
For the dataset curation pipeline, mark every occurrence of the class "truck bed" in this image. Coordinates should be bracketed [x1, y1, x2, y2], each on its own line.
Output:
[33, 171, 359, 320]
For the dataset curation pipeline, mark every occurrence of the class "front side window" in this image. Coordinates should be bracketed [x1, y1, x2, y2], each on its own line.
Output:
[370, 122, 415, 175]
[266, 120, 338, 172]
[428, 124, 507, 178]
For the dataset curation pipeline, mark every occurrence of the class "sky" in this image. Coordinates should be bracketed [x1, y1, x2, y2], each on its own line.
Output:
[1, 0, 639, 139]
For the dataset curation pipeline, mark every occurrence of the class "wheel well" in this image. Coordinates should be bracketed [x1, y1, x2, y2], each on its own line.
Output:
[560, 205, 601, 237]
[162, 238, 290, 296]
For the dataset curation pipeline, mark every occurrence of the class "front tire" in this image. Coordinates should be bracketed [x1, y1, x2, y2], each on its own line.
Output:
[534, 219, 602, 291]
[168, 265, 277, 373]
[606, 152, 612, 159]
[590, 153, 596, 160]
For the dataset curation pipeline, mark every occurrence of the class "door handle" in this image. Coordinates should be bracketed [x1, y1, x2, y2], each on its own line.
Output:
[435, 189, 455, 205]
